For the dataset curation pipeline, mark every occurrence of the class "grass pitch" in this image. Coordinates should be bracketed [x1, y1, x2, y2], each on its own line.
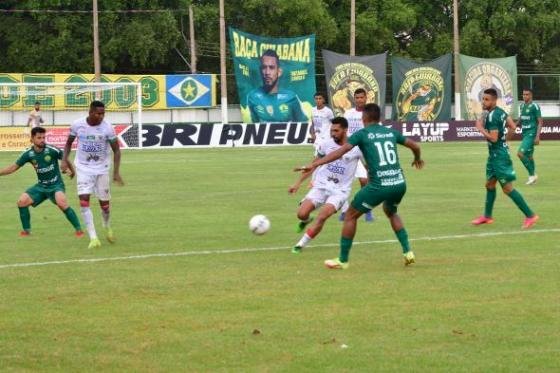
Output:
[0, 142, 559, 371]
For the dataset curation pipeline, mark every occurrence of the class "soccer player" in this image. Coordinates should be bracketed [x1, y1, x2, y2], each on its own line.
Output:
[471, 88, 539, 229]
[246, 49, 309, 123]
[289, 117, 363, 253]
[27, 101, 44, 128]
[61, 100, 124, 249]
[342, 88, 373, 222]
[516, 88, 543, 185]
[301, 103, 424, 269]
[0, 127, 83, 236]
[310, 92, 334, 152]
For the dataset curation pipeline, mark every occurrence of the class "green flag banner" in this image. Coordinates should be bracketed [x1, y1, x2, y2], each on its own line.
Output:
[392, 54, 452, 121]
[322, 50, 387, 117]
[229, 28, 315, 123]
[460, 54, 517, 120]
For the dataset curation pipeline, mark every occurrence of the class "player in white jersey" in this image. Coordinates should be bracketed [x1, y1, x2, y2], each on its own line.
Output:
[61, 100, 124, 249]
[289, 117, 363, 253]
[310, 92, 335, 153]
[27, 101, 44, 128]
[343, 88, 373, 222]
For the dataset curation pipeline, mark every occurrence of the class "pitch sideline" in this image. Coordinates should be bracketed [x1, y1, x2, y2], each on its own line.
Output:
[0, 228, 558, 270]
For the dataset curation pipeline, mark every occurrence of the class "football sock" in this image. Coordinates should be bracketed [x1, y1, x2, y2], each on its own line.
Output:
[395, 228, 410, 254]
[484, 188, 496, 217]
[339, 237, 353, 263]
[520, 155, 532, 175]
[80, 206, 97, 239]
[18, 206, 31, 232]
[63, 207, 82, 231]
[296, 229, 315, 248]
[101, 205, 111, 228]
[527, 159, 535, 176]
[508, 189, 534, 217]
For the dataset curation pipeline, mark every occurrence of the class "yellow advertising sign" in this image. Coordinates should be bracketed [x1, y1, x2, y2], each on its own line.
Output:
[0, 73, 166, 110]
[0, 127, 31, 151]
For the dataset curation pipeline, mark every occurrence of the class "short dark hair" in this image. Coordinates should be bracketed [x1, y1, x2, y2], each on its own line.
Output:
[34, 101, 41, 105]
[522, 87, 533, 93]
[314, 92, 326, 99]
[484, 88, 498, 98]
[90, 100, 105, 109]
[354, 88, 367, 96]
[31, 126, 46, 137]
[363, 103, 381, 122]
[260, 49, 280, 66]
[331, 116, 348, 129]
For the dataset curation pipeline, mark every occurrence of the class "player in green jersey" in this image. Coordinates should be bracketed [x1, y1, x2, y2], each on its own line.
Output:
[0, 127, 83, 237]
[246, 49, 309, 123]
[300, 103, 424, 269]
[471, 88, 539, 229]
[516, 88, 543, 185]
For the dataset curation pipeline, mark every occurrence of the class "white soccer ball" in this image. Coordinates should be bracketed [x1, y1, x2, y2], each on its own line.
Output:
[249, 214, 271, 235]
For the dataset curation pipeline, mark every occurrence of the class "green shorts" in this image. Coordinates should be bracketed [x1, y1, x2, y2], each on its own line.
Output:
[518, 135, 535, 157]
[25, 183, 65, 207]
[350, 182, 407, 214]
[486, 158, 516, 186]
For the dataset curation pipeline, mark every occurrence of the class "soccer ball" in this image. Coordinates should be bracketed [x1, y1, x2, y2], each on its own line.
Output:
[249, 214, 271, 235]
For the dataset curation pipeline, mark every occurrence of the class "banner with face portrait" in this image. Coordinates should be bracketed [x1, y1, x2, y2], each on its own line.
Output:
[228, 28, 315, 123]
[391, 54, 452, 121]
[322, 50, 387, 117]
[460, 54, 518, 120]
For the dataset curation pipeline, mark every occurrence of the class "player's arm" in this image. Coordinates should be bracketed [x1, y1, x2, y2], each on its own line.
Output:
[535, 108, 543, 145]
[475, 118, 498, 143]
[403, 138, 424, 169]
[0, 163, 21, 176]
[505, 116, 517, 141]
[110, 139, 124, 186]
[298, 143, 354, 173]
[61, 134, 76, 173]
[289, 165, 314, 194]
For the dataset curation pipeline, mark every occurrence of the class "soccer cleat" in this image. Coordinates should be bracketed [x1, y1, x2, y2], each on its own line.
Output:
[471, 216, 494, 225]
[365, 211, 374, 222]
[19, 230, 30, 237]
[324, 258, 349, 270]
[75, 230, 85, 238]
[404, 251, 416, 266]
[526, 175, 538, 185]
[338, 212, 346, 222]
[105, 227, 115, 243]
[292, 245, 302, 254]
[522, 215, 539, 229]
[88, 238, 101, 249]
[296, 218, 313, 233]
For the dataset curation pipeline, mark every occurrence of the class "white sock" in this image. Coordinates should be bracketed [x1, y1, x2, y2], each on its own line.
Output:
[296, 233, 313, 248]
[80, 206, 97, 239]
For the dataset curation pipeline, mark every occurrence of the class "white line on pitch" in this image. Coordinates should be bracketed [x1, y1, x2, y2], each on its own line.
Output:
[0, 228, 558, 270]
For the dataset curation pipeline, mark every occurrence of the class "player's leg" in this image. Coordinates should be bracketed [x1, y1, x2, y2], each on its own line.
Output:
[16, 192, 35, 236]
[356, 160, 374, 222]
[94, 173, 114, 243]
[472, 163, 497, 225]
[501, 181, 539, 229]
[53, 191, 83, 236]
[382, 186, 414, 265]
[517, 136, 537, 183]
[77, 172, 100, 248]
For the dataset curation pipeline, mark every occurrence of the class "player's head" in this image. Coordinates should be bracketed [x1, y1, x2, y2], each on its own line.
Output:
[330, 116, 348, 144]
[30, 126, 46, 148]
[362, 103, 381, 125]
[482, 88, 498, 110]
[34, 101, 41, 110]
[314, 92, 326, 108]
[353, 88, 367, 110]
[522, 88, 533, 103]
[88, 100, 105, 126]
[260, 49, 281, 93]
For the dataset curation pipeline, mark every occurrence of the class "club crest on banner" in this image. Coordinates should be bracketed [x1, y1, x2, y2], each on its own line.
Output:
[395, 67, 445, 121]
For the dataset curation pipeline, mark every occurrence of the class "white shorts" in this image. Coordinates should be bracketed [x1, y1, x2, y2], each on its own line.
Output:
[303, 187, 350, 211]
[355, 159, 367, 179]
[77, 172, 111, 200]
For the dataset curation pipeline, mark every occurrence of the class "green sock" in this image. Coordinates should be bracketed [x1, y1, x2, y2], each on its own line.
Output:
[508, 189, 534, 217]
[339, 237, 353, 263]
[63, 207, 82, 231]
[395, 228, 410, 254]
[527, 159, 535, 176]
[18, 207, 31, 232]
[484, 188, 496, 217]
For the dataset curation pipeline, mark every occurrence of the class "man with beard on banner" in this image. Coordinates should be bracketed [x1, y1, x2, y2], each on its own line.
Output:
[247, 49, 309, 123]
[342, 88, 373, 223]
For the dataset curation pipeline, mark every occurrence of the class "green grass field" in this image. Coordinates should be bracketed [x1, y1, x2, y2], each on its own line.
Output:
[1, 142, 559, 372]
